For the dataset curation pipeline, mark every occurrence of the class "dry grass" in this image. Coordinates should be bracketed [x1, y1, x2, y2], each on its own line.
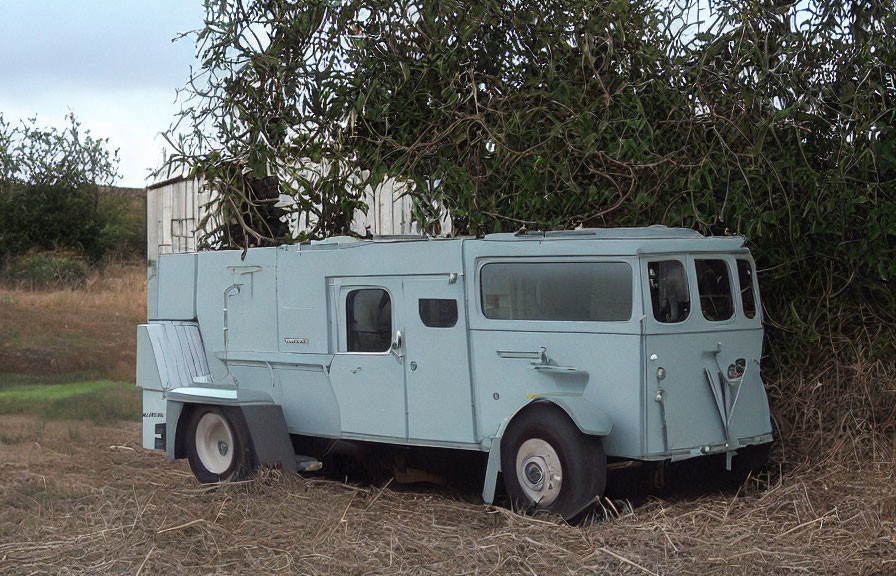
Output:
[0, 415, 893, 575]
[0, 263, 145, 381]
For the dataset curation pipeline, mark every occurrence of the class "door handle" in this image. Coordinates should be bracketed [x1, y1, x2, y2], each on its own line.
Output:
[531, 364, 587, 375]
[390, 330, 404, 360]
[497, 347, 547, 361]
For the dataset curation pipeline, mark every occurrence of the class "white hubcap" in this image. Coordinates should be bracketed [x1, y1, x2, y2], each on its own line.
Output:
[516, 438, 563, 505]
[195, 412, 235, 475]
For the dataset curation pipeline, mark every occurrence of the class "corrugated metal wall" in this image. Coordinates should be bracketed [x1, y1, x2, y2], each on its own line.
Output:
[147, 178, 214, 263]
[147, 175, 451, 262]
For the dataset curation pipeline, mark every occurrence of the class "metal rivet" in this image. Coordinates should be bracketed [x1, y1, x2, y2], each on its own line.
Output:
[649, 353, 658, 361]
[493, 392, 500, 400]
[657, 367, 666, 380]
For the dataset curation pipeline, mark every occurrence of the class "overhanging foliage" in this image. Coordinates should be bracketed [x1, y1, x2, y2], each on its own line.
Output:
[168, 0, 894, 359]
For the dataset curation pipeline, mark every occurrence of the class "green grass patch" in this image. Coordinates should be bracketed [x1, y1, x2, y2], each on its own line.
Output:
[1, 252, 88, 289]
[0, 378, 140, 423]
[0, 372, 107, 388]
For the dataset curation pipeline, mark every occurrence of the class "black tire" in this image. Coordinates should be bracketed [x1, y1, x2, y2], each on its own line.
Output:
[501, 405, 607, 520]
[186, 406, 255, 483]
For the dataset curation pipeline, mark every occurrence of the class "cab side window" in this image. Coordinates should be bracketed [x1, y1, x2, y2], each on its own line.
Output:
[481, 262, 632, 322]
[737, 259, 757, 319]
[346, 289, 391, 352]
[695, 259, 734, 321]
[648, 260, 691, 323]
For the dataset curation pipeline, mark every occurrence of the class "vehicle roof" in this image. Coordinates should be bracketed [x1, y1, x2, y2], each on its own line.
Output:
[482, 226, 704, 241]
[292, 226, 746, 255]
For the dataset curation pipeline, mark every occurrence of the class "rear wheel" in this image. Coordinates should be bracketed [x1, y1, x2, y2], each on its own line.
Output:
[501, 406, 607, 520]
[186, 407, 254, 483]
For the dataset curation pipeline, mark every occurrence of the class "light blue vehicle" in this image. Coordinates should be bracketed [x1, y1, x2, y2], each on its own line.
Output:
[137, 226, 773, 519]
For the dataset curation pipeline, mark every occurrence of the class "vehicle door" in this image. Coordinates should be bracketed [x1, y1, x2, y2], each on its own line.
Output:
[402, 277, 475, 444]
[642, 255, 768, 455]
[329, 277, 406, 440]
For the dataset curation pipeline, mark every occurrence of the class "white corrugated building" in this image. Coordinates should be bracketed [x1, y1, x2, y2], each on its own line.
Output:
[146, 169, 451, 263]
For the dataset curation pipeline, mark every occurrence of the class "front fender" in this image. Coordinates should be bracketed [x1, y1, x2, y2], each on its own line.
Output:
[481, 396, 612, 504]
[532, 396, 613, 437]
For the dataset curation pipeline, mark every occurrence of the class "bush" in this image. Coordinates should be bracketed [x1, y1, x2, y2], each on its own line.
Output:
[96, 189, 146, 260]
[1, 252, 88, 290]
[0, 182, 145, 265]
[0, 111, 127, 266]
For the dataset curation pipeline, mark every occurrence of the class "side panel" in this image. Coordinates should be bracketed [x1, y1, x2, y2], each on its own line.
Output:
[403, 277, 476, 444]
[276, 364, 342, 437]
[276, 249, 330, 355]
[155, 253, 198, 320]
[194, 249, 280, 382]
[470, 330, 642, 456]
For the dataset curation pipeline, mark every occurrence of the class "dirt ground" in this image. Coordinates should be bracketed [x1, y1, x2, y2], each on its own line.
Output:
[0, 415, 893, 575]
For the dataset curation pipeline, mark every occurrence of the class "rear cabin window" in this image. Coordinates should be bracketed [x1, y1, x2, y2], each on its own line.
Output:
[481, 262, 632, 321]
[346, 289, 392, 352]
[695, 259, 734, 321]
[737, 259, 757, 319]
[648, 260, 691, 323]
[419, 298, 458, 328]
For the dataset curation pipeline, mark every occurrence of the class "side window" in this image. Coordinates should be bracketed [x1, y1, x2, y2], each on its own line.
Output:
[480, 262, 632, 321]
[419, 298, 458, 328]
[737, 259, 757, 319]
[648, 260, 691, 323]
[695, 259, 734, 321]
[346, 289, 391, 352]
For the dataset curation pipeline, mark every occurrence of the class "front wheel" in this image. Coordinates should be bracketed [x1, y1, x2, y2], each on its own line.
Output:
[501, 406, 607, 520]
[186, 406, 254, 483]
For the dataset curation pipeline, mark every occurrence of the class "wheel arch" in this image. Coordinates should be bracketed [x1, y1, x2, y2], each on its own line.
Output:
[166, 388, 297, 474]
[497, 398, 609, 519]
[482, 397, 612, 505]
[504, 397, 613, 442]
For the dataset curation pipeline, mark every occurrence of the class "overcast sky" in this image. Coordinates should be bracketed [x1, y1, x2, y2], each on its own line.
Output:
[0, 1, 205, 187]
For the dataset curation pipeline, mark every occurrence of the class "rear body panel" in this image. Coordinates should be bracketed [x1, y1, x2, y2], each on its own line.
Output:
[641, 253, 771, 459]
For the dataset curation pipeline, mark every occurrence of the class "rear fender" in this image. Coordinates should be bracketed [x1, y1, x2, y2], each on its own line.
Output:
[167, 387, 296, 474]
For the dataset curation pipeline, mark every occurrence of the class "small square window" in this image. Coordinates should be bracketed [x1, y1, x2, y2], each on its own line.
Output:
[419, 299, 458, 328]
